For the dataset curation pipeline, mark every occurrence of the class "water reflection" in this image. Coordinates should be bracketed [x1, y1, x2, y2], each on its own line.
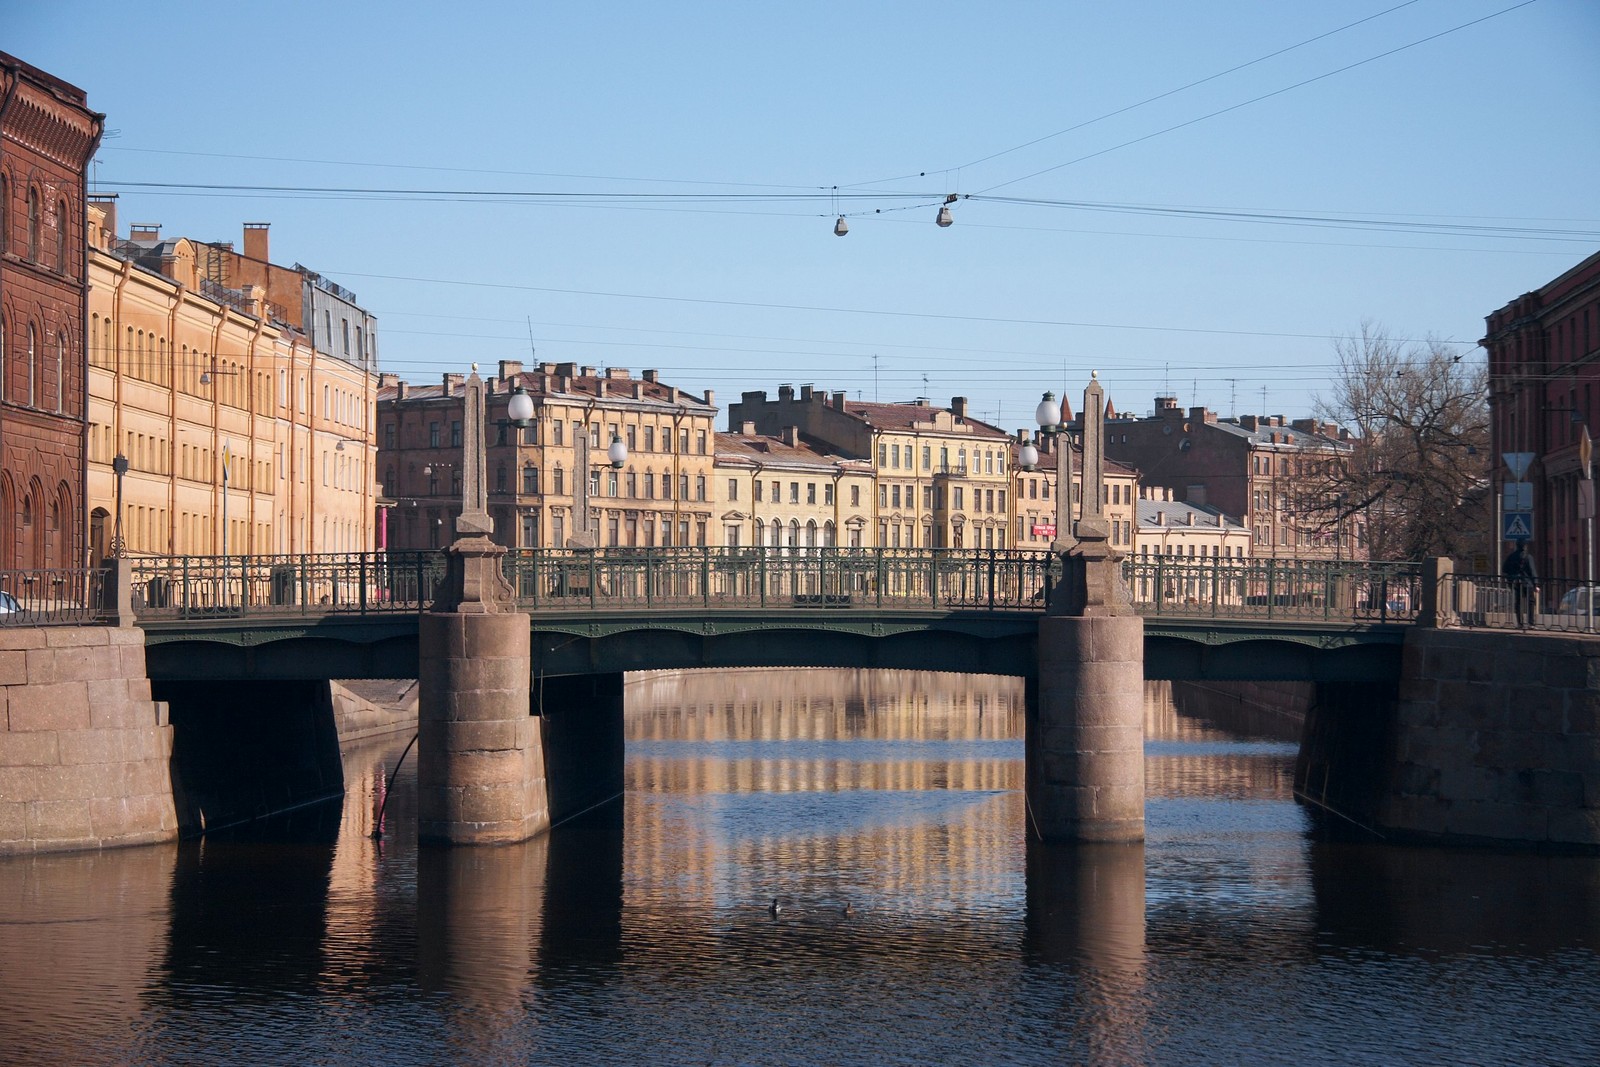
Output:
[2, 669, 1599, 1065]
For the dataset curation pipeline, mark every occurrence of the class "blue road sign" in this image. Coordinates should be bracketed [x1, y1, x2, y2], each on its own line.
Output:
[1503, 512, 1534, 541]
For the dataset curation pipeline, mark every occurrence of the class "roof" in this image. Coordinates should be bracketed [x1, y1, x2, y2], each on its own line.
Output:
[1137, 499, 1246, 530]
[839, 399, 1012, 440]
[380, 369, 715, 412]
[715, 431, 871, 471]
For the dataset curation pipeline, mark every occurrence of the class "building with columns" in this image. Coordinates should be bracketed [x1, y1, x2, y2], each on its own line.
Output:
[84, 209, 379, 558]
[714, 424, 875, 549]
[377, 361, 718, 550]
[727, 385, 1016, 550]
[0, 53, 103, 569]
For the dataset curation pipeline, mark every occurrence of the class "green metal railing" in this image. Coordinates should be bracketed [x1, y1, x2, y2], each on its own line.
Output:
[125, 548, 1423, 625]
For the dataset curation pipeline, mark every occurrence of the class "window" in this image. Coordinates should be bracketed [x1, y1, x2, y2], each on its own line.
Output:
[892, 485, 901, 508]
[626, 426, 636, 451]
[590, 470, 600, 497]
[384, 423, 396, 450]
[754, 480, 763, 502]
[56, 198, 68, 274]
[680, 473, 690, 499]
[608, 471, 618, 497]
[429, 422, 440, 448]
[553, 420, 564, 446]
[696, 475, 706, 501]
[27, 187, 40, 261]
[953, 487, 964, 510]
[879, 485, 888, 508]
[553, 466, 564, 494]
[790, 482, 799, 504]
[451, 421, 462, 447]
[495, 465, 507, 493]
[644, 426, 654, 452]
[728, 478, 739, 501]
[879, 444, 888, 466]
[679, 428, 689, 453]
[851, 485, 860, 507]
[626, 471, 636, 496]
[645, 472, 656, 498]
[922, 446, 931, 470]
[891, 444, 900, 468]
[697, 430, 707, 454]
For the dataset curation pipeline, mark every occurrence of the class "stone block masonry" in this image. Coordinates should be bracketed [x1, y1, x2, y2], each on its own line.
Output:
[0, 626, 177, 854]
[1379, 628, 1600, 851]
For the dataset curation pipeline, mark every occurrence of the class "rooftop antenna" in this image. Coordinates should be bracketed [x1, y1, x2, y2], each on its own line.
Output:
[1228, 378, 1237, 414]
[1261, 384, 1268, 413]
[525, 317, 537, 363]
[873, 354, 879, 403]
[921, 373, 929, 402]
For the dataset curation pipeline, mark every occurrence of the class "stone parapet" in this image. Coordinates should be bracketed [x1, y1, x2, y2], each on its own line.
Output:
[0, 625, 177, 854]
[1381, 628, 1600, 850]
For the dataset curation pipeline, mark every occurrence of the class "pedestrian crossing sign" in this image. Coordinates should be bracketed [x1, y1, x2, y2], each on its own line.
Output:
[1503, 512, 1533, 541]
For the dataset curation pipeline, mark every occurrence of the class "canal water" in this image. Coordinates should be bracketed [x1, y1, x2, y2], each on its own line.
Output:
[2, 670, 1598, 1065]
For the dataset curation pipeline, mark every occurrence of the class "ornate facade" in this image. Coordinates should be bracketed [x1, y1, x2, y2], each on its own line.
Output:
[0, 53, 103, 569]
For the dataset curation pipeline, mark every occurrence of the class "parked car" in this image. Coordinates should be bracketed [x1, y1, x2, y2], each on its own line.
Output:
[0, 591, 21, 619]
[1556, 586, 1600, 616]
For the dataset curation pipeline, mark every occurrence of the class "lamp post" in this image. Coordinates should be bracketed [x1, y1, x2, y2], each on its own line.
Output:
[110, 453, 129, 558]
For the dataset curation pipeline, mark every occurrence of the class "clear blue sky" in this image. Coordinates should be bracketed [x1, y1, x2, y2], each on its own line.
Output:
[12, 1, 1599, 432]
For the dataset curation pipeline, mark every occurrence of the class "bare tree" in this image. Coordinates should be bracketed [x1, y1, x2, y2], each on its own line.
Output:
[1307, 323, 1489, 562]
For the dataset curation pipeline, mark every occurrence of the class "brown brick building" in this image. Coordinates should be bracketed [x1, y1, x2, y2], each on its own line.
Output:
[1483, 250, 1600, 580]
[0, 54, 104, 570]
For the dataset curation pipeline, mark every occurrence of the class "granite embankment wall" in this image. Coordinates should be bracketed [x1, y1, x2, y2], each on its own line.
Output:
[0, 626, 178, 854]
[1298, 628, 1600, 851]
[1377, 628, 1600, 850]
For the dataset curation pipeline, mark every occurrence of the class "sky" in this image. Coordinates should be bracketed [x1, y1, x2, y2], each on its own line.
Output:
[11, 1, 1599, 434]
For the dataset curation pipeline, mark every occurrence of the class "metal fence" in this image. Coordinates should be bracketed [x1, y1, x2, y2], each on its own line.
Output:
[123, 548, 1440, 627]
[1442, 572, 1600, 633]
[1123, 557, 1423, 623]
[0, 566, 112, 626]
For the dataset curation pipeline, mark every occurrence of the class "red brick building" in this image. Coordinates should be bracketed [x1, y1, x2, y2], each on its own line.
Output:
[0, 54, 103, 570]
[1483, 249, 1600, 580]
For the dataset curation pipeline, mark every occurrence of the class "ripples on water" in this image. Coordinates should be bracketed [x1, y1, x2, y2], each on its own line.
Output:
[0, 671, 1597, 1065]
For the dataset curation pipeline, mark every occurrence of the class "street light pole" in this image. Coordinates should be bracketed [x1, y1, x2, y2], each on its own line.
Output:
[110, 454, 129, 559]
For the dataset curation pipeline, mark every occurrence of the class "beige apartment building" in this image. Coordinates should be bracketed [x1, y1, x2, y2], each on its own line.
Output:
[85, 204, 378, 559]
[714, 425, 875, 549]
[726, 386, 1015, 550]
[378, 361, 718, 550]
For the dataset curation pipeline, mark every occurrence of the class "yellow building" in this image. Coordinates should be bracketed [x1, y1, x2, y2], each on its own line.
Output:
[85, 204, 378, 559]
[726, 386, 1015, 550]
[1010, 431, 1139, 555]
[378, 361, 718, 550]
[1133, 486, 1251, 562]
[714, 425, 875, 549]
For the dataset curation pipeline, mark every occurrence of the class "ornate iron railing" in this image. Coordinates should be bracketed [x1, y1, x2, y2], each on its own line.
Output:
[1123, 557, 1423, 623]
[124, 548, 1430, 626]
[0, 566, 112, 626]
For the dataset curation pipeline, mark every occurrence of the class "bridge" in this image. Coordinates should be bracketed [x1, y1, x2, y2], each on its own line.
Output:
[128, 548, 1422, 685]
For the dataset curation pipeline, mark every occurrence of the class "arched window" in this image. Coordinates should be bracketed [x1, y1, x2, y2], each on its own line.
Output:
[769, 518, 781, 548]
[27, 186, 40, 261]
[56, 198, 68, 274]
[824, 520, 836, 547]
[54, 332, 65, 413]
[806, 520, 818, 548]
[0, 174, 7, 254]
[788, 519, 800, 548]
[26, 324, 36, 407]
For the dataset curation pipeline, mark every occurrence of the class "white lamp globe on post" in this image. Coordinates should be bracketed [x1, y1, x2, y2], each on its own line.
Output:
[1035, 391, 1062, 434]
[506, 384, 535, 427]
[1018, 435, 1040, 472]
[607, 432, 628, 469]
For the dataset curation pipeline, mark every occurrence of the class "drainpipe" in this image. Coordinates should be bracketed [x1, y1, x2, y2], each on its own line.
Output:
[75, 107, 105, 567]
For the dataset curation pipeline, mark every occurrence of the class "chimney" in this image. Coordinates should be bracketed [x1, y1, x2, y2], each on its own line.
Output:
[607, 367, 629, 379]
[800, 385, 814, 401]
[442, 373, 464, 396]
[633, 382, 644, 400]
[556, 362, 578, 377]
[742, 390, 768, 405]
[643, 369, 659, 383]
[833, 391, 846, 409]
[1156, 395, 1179, 412]
[1186, 511, 1195, 526]
[243, 222, 270, 263]
[741, 421, 757, 436]
[669, 386, 680, 403]
[130, 223, 161, 243]
[781, 426, 800, 447]
[1155, 511, 1165, 525]
[951, 396, 968, 418]
[778, 384, 795, 402]
[704, 388, 715, 407]
[598, 379, 608, 397]
[1239, 415, 1259, 431]
[396, 381, 409, 400]
[499, 359, 523, 381]
[581, 366, 596, 378]
[1189, 406, 1207, 425]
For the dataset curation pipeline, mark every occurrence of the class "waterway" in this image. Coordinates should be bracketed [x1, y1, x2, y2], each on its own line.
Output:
[2, 670, 1598, 1065]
